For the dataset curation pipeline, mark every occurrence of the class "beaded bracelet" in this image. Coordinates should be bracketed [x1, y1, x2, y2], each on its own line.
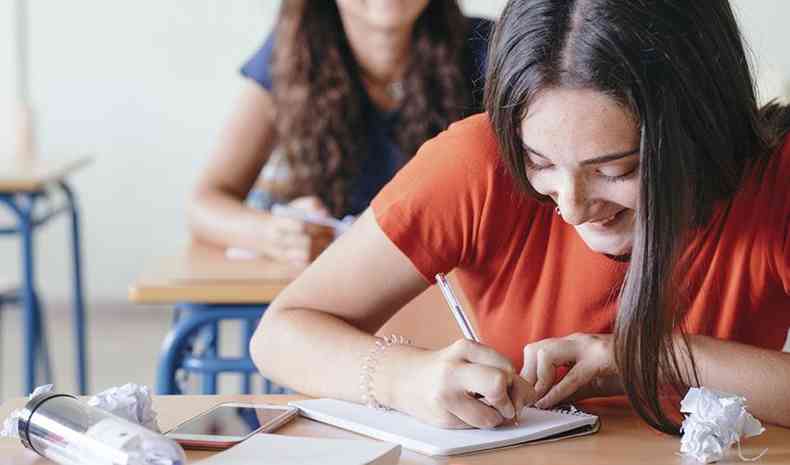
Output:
[361, 334, 413, 411]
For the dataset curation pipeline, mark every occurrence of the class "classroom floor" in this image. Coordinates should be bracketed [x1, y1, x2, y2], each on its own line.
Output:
[0, 301, 255, 403]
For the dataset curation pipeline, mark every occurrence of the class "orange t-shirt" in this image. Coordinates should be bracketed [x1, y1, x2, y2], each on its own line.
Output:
[372, 113, 790, 369]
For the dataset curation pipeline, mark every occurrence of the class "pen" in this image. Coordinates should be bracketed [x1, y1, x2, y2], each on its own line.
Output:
[435, 273, 519, 426]
[435, 273, 479, 342]
[270, 204, 349, 231]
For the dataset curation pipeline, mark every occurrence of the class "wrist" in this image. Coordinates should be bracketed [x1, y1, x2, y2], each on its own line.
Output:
[372, 342, 425, 411]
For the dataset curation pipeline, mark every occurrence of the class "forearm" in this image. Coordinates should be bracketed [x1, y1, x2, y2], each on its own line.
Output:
[188, 189, 273, 251]
[682, 335, 790, 427]
[189, 81, 279, 250]
[251, 306, 425, 407]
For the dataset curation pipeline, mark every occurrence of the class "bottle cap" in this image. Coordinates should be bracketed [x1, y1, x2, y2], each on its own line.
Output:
[18, 392, 77, 453]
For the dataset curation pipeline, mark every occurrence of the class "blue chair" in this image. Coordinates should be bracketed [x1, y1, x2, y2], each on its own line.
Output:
[156, 303, 287, 395]
[131, 243, 292, 395]
[0, 180, 87, 394]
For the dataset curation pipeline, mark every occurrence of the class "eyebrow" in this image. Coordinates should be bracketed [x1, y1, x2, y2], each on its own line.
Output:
[523, 144, 640, 166]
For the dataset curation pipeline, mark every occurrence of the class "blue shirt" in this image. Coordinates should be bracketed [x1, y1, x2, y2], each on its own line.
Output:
[241, 17, 493, 216]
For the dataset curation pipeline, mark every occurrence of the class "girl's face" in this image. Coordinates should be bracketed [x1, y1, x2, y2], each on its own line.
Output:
[335, 0, 431, 31]
[520, 88, 640, 256]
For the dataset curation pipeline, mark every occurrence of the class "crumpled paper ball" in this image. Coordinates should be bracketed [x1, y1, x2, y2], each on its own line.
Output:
[1, 383, 160, 439]
[679, 387, 766, 463]
[87, 383, 160, 432]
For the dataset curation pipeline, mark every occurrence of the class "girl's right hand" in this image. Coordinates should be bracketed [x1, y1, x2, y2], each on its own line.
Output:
[258, 196, 335, 264]
[394, 339, 537, 429]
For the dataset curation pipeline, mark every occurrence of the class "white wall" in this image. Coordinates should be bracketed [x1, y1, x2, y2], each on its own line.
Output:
[0, 0, 787, 304]
[0, 1, 17, 161]
[731, 1, 790, 101]
[0, 1, 280, 304]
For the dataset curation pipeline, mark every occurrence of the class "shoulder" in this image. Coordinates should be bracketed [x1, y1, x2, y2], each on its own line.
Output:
[730, 133, 790, 280]
[438, 113, 498, 157]
[765, 133, 790, 248]
[750, 133, 790, 207]
[371, 113, 536, 278]
[733, 133, 790, 210]
[240, 30, 276, 90]
[773, 133, 790, 187]
[373, 112, 536, 239]
[413, 113, 505, 184]
[374, 113, 501, 203]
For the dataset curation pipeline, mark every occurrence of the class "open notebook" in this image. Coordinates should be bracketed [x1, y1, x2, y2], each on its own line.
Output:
[290, 399, 599, 456]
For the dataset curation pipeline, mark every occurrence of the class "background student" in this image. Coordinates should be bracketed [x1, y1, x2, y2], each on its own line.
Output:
[188, 0, 491, 264]
[250, 0, 790, 432]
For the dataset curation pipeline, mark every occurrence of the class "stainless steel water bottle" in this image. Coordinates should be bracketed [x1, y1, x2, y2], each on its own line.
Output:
[17, 391, 186, 465]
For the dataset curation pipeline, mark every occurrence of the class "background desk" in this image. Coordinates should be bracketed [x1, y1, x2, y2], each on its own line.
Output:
[128, 243, 301, 305]
[0, 157, 91, 192]
[128, 243, 489, 394]
[129, 243, 302, 394]
[2, 395, 788, 465]
[0, 156, 91, 395]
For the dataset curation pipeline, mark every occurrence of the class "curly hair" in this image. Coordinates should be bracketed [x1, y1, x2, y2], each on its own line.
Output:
[271, 0, 478, 216]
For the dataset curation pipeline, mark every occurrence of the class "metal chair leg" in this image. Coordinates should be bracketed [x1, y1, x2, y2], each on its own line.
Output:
[241, 317, 257, 394]
[60, 182, 88, 394]
[32, 290, 52, 385]
[18, 195, 39, 394]
[201, 322, 219, 394]
[1, 189, 83, 395]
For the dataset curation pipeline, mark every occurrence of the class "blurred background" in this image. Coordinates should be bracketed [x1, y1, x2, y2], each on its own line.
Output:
[0, 0, 788, 400]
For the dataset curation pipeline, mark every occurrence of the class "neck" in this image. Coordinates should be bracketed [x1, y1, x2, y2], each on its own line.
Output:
[338, 16, 413, 84]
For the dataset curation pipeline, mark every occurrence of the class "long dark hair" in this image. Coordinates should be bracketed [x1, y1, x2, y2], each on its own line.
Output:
[485, 0, 790, 434]
[271, 0, 475, 216]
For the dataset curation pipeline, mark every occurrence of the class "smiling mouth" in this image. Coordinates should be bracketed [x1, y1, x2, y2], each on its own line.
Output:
[587, 208, 627, 226]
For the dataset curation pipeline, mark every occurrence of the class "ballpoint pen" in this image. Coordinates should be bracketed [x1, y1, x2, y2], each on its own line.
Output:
[435, 273, 520, 426]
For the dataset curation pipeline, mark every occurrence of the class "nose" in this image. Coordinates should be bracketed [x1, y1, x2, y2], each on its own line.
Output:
[554, 175, 589, 225]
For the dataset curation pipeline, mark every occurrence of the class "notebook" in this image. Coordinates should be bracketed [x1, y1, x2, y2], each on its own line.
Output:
[192, 433, 401, 465]
[289, 399, 599, 456]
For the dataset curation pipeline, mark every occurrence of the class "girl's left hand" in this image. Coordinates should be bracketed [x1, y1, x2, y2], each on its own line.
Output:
[520, 333, 622, 409]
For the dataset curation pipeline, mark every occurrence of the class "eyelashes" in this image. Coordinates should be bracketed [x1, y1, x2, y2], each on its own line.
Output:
[523, 156, 552, 171]
[600, 166, 639, 182]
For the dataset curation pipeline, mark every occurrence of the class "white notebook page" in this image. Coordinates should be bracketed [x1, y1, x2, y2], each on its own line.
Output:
[290, 398, 598, 456]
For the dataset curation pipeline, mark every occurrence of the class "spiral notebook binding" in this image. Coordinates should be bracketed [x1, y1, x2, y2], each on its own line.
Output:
[550, 404, 594, 417]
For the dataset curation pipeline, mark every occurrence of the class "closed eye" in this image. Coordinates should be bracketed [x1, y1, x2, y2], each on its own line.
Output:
[524, 154, 553, 171]
[597, 164, 639, 182]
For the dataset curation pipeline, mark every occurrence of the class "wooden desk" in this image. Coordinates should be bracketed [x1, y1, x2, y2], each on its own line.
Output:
[0, 156, 92, 192]
[0, 155, 91, 394]
[128, 242, 302, 304]
[2, 395, 787, 465]
[128, 243, 305, 393]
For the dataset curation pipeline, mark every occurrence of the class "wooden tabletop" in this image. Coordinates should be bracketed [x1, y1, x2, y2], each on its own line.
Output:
[2, 394, 787, 465]
[0, 156, 92, 192]
[128, 242, 303, 304]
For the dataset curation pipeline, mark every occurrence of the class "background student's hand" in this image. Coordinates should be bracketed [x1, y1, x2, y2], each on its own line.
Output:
[260, 196, 335, 264]
[399, 339, 537, 429]
[520, 333, 623, 409]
